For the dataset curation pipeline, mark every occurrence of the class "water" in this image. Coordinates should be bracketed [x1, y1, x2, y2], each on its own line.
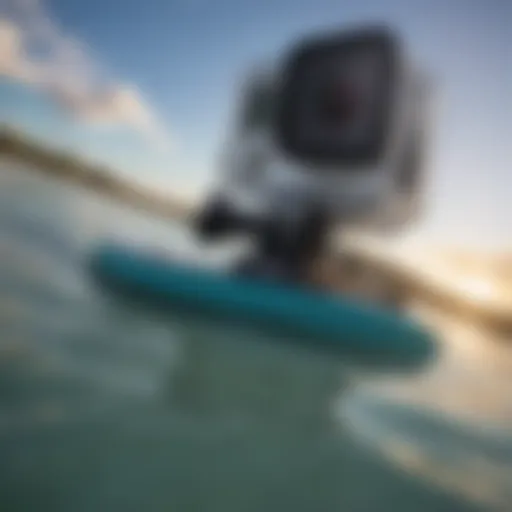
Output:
[0, 161, 510, 511]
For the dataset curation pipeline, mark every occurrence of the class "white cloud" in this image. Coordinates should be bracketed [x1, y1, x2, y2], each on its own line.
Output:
[0, 0, 173, 150]
[0, 18, 34, 81]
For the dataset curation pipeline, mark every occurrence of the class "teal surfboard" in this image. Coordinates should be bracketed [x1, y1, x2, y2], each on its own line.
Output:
[89, 242, 436, 370]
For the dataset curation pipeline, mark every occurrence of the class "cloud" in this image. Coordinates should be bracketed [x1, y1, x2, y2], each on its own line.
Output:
[0, 18, 33, 81]
[0, 0, 172, 150]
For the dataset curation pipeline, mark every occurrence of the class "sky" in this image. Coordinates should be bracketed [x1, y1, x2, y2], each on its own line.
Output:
[0, 0, 510, 250]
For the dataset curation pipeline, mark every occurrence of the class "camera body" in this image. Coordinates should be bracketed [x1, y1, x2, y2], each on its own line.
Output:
[197, 26, 431, 281]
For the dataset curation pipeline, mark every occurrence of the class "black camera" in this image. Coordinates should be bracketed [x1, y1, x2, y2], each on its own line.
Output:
[275, 26, 402, 168]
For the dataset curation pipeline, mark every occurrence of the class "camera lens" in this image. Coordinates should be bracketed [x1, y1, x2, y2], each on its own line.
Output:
[319, 79, 360, 126]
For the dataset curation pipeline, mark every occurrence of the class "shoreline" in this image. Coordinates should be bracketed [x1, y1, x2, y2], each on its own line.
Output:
[0, 126, 193, 222]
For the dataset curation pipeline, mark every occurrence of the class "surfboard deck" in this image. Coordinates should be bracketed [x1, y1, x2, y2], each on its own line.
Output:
[89, 242, 436, 371]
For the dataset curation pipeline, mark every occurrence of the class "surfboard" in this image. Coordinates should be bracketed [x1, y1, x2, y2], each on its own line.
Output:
[89, 242, 436, 371]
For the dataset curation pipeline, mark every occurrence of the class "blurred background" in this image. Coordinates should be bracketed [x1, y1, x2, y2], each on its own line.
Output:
[0, 0, 511, 511]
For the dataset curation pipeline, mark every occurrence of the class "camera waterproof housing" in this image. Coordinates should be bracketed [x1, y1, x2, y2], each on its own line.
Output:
[196, 25, 431, 282]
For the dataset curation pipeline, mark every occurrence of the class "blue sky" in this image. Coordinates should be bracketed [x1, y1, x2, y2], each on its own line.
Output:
[0, 0, 510, 249]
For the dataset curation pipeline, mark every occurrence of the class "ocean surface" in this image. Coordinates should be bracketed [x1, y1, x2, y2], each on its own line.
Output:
[0, 161, 511, 512]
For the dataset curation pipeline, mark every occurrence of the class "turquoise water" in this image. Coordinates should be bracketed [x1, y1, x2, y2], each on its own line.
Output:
[0, 162, 510, 511]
